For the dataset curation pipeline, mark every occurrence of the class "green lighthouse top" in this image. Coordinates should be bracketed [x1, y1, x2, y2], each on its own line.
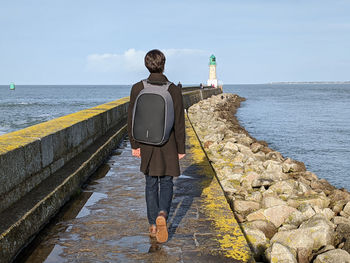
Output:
[209, 54, 216, 65]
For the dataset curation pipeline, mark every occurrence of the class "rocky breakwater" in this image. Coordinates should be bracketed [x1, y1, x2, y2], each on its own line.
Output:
[187, 93, 350, 263]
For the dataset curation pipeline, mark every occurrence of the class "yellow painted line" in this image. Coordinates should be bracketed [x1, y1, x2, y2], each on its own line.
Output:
[185, 114, 253, 262]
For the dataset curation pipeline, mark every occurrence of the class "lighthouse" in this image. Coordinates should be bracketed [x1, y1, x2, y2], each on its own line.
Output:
[207, 54, 218, 88]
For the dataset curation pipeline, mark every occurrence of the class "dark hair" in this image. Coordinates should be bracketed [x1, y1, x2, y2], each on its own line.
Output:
[144, 49, 165, 73]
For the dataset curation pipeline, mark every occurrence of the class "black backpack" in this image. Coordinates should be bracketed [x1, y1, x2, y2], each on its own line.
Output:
[132, 79, 174, 145]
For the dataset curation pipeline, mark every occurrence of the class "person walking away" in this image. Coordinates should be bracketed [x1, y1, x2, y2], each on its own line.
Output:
[127, 49, 186, 243]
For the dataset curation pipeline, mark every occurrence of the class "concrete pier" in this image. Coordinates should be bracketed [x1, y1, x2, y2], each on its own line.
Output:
[16, 115, 253, 263]
[0, 87, 224, 262]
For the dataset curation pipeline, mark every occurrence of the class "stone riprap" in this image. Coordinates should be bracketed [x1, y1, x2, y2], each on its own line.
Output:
[187, 93, 350, 263]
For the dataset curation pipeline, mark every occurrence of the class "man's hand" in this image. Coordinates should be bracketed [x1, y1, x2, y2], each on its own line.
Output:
[132, 148, 141, 158]
[178, 154, 186, 160]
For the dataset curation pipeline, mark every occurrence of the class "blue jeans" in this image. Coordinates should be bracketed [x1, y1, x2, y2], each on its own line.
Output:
[145, 174, 174, 225]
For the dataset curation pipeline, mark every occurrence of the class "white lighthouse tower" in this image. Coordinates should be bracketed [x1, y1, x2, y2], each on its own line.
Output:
[207, 54, 218, 87]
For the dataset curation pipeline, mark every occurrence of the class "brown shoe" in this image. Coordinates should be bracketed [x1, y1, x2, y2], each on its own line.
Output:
[156, 212, 168, 243]
[149, 224, 157, 238]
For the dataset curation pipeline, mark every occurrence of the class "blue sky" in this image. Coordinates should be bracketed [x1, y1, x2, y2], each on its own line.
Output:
[1, 0, 349, 84]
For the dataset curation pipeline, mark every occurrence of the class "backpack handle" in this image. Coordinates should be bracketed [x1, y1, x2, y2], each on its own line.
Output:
[142, 79, 172, 91]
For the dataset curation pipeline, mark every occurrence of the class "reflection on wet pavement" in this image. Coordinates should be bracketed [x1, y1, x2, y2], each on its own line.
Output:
[15, 118, 251, 263]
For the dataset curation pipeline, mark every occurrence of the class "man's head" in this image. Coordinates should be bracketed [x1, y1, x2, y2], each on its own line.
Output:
[144, 49, 165, 73]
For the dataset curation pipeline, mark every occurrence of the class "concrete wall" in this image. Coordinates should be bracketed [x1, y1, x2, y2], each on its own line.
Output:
[0, 87, 222, 263]
[0, 97, 129, 214]
[182, 88, 223, 109]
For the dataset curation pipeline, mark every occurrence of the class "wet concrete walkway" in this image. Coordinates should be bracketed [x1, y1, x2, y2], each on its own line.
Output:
[16, 116, 252, 263]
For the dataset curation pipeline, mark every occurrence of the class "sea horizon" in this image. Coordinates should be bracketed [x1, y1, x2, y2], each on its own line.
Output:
[1, 80, 350, 86]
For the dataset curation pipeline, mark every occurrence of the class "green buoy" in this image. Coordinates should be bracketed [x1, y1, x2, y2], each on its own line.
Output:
[10, 83, 15, 90]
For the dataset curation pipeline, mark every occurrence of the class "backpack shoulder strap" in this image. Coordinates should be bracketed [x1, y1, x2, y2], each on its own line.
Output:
[141, 79, 150, 89]
[164, 81, 172, 91]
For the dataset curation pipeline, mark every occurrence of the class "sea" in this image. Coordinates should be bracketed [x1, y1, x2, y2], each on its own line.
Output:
[0, 84, 349, 189]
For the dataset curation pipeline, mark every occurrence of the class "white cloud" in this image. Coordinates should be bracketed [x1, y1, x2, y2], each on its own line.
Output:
[86, 48, 146, 73]
[87, 48, 207, 73]
[86, 48, 209, 84]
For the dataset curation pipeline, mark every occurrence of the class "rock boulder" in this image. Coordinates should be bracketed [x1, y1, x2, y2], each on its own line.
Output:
[314, 249, 350, 263]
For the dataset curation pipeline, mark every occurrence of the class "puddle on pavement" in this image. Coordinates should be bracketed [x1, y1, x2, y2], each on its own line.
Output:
[14, 138, 130, 263]
[178, 174, 196, 180]
[75, 192, 108, 218]
[106, 235, 150, 253]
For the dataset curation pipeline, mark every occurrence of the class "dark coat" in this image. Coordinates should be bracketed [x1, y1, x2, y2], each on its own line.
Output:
[127, 73, 186, 177]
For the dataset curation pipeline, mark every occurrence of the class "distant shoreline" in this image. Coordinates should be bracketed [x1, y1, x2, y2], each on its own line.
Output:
[1, 82, 350, 86]
[269, 81, 350, 84]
